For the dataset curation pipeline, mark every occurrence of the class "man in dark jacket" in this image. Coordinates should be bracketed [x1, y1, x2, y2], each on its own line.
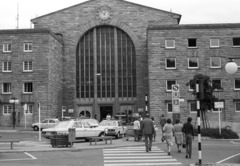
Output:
[182, 117, 194, 159]
[141, 114, 155, 152]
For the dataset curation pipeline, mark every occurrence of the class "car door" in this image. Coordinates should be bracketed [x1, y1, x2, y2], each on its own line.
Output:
[73, 121, 85, 138]
[82, 122, 98, 137]
[41, 120, 49, 129]
[48, 119, 56, 128]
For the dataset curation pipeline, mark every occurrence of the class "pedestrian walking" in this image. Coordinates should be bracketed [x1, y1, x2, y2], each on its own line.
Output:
[160, 114, 166, 134]
[151, 117, 157, 141]
[182, 117, 194, 159]
[133, 117, 140, 141]
[173, 119, 183, 153]
[141, 114, 155, 152]
[163, 118, 175, 155]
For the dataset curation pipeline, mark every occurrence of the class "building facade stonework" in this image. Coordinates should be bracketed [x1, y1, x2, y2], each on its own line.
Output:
[0, 0, 239, 132]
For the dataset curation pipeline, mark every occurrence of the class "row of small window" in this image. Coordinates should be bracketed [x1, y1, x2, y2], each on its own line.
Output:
[166, 101, 240, 113]
[2, 82, 33, 94]
[167, 79, 240, 91]
[2, 61, 33, 72]
[165, 57, 226, 69]
[3, 105, 33, 115]
[2, 43, 33, 52]
[165, 37, 240, 49]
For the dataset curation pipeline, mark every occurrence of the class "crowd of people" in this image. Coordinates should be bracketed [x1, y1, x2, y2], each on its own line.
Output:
[132, 114, 194, 159]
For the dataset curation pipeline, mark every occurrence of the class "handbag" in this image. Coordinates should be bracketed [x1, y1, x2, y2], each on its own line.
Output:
[182, 143, 186, 148]
[161, 135, 165, 142]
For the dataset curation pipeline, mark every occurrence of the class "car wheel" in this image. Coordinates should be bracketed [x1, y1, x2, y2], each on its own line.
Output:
[33, 126, 39, 131]
[115, 132, 120, 139]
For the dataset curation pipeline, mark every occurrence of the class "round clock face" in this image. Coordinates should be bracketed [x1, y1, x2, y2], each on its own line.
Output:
[99, 10, 110, 20]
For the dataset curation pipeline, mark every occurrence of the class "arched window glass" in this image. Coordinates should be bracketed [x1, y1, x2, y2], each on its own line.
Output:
[76, 26, 136, 99]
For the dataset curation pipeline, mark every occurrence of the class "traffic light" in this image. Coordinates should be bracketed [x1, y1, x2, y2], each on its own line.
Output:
[196, 79, 204, 100]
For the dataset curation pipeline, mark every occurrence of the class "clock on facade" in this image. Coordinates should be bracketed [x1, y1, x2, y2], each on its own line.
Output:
[99, 10, 110, 20]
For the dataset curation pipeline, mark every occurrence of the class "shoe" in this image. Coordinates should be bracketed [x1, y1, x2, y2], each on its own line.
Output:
[146, 149, 149, 152]
[149, 148, 151, 151]
[178, 150, 181, 153]
[168, 152, 170, 156]
[185, 154, 188, 158]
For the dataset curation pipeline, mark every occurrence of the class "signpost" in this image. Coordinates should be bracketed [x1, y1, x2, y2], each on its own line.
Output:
[172, 84, 180, 124]
[172, 84, 180, 113]
[214, 101, 224, 135]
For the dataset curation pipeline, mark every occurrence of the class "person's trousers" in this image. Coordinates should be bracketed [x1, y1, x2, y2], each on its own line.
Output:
[144, 134, 153, 151]
[185, 134, 193, 157]
[134, 130, 139, 141]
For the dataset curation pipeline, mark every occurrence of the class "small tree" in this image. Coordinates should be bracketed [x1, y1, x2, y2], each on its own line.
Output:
[186, 74, 221, 128]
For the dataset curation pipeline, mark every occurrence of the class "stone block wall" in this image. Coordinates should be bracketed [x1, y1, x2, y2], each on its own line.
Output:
[148, 24, 240, 124]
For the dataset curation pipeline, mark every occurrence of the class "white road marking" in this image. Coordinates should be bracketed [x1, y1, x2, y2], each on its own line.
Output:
[24, 152, 37, 160]
[217, 152, 240, 164]
[0, 152, 37, 162]
[103, 146, 182, 166]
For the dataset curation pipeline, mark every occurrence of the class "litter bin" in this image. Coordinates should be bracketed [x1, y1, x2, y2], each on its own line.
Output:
[68, 128, 76, 147]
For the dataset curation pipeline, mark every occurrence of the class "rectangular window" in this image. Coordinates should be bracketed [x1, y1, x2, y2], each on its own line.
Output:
[210, 38, 220, 48]
[24, 43, 33, 52]
[3, 105, 12, 115]
[2, 83, 11, 94]
[2, 61, 12, 72]
[235, 101, 240, 112]
[166, 80, 176, 91]
[25, 104, 33, 114]
[188, 38, 197, 48]
[3, 43, 12, 52]
[23, 61, 33, 72]
[233, 37, 240, 47]
[234, 79, 240, 90]
[165, 58, 176, 69]
[189, 80, 195, 91]
[23, 82, 33, 93]
[212, 79, 222, 91]
[165, 40, 175, 49]
[166, 102, 172, 113]
[210, 57, 221, 68]
[188, 57, 199, 69]
[189, 101, 197, 113]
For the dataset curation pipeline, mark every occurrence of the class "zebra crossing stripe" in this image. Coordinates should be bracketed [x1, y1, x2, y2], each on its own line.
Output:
[103, 146, 182, 166]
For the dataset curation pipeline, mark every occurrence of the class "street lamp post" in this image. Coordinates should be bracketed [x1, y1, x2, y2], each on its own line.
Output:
[9, 97, 19, 129]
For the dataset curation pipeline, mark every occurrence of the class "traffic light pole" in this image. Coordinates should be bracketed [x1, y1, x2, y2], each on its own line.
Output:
[196, 81, 202, 165]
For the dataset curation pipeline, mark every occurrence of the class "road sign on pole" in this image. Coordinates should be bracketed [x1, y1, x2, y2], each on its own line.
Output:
[172, 84, 180, 113]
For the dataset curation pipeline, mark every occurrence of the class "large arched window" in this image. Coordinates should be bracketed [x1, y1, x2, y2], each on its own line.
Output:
[76, 26, 136, 99]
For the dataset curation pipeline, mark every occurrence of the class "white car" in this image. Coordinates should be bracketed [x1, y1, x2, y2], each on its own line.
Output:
[32, 118, 59, 131]
[97, 119, 127, 139]
[42, 119, 105, 141]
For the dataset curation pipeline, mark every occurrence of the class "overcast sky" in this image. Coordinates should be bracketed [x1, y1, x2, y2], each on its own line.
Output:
[0, 0, 240, 29]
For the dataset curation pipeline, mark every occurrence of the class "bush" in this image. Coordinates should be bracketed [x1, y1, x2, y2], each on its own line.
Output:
[193, 128, 239, 139]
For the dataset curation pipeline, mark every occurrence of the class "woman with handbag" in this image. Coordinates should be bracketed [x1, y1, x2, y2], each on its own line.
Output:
[173, 119, 183, 153]
[163, 118, 175, 155]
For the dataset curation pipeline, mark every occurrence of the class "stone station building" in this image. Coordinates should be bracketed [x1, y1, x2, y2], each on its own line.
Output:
[0, 0, 239, 132]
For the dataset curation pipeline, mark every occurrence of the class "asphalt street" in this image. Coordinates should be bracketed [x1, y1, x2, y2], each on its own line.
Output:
[0, 127, 239, 166]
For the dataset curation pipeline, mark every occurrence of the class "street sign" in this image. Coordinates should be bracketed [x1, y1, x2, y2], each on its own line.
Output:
[214, 102, 224, 109]
[172, 84, 180, 113]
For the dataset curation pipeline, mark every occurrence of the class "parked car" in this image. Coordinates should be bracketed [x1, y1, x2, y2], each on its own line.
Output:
[32, 118, 59, 131]
[42, 119, 104, 141]
[97, 119, 127, 139]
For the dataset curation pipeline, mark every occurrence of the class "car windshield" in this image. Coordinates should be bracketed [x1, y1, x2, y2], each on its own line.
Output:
[54, 121, 71, 129]
[99, 120, 117, 126]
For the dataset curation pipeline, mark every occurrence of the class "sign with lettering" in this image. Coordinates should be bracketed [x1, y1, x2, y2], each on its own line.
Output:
[172, 84, 180, 112]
